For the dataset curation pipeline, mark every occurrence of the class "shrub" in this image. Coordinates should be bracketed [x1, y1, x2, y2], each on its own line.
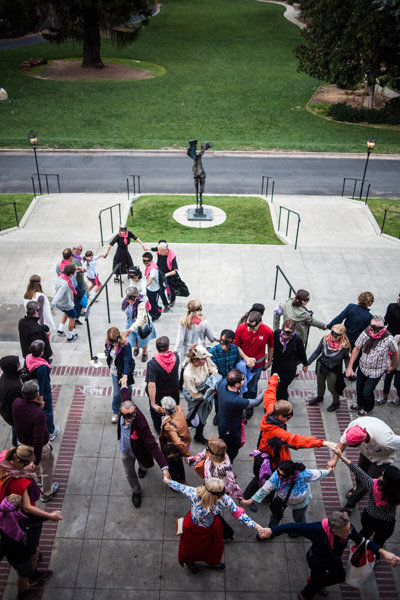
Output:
[328, 100, 400, 124]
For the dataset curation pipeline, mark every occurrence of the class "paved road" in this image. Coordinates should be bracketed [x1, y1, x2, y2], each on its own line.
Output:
[1, 151, 400, 197]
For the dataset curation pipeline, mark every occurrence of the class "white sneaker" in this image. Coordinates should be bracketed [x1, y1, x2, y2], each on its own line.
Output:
[388, 397, 400, 407]
[111, 414, 119, 424]
[49, 425, 61, 441]
[375, 396, 387, 405]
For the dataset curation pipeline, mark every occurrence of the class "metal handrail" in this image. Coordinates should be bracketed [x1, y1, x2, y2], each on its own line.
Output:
[278, 206, 301, 250]
[85, 263, 123, 360]
[341, 177, 371, 200]
[0, 202, 19, 230]
[127, 174, 141, 215]
[261, 176, 275, 203]
[98, 203, 122, 246]
[273, 265, 296, 301]
[31, 173, 60, 197]
[381, 209, 400, 238]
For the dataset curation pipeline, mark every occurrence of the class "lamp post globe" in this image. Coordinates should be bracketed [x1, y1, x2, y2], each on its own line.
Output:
[359, 135, 376, 200]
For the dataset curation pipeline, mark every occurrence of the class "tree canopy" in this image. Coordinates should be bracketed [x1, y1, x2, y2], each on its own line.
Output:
[294, 0, 400, 107]
[43, 0, 155, 68]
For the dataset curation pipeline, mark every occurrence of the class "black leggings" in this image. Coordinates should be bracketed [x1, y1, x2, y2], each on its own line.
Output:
[360, 510, 396, 547]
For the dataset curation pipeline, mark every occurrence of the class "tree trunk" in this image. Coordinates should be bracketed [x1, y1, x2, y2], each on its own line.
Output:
[82, 3, 104, 68]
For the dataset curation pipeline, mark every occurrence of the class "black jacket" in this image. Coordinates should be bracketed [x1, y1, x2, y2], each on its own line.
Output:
[0, 355, 21, 423]
[18, 316, 52, 361]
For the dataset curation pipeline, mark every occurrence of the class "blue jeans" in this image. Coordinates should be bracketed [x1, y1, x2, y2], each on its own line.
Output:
[111, 374, 132, 415]
[268, 504, 307, 528]
[244, 365, 264, 399]
[356, 369, 381, 413]
[146, 289, 161, 319]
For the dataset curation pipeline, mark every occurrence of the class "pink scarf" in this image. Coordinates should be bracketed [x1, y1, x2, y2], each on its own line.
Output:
[144, 260, 157, 278]
[368, 326, 387, 339]
[155, 351, 177, 373]
[328, 338, 340, 349]
[58, 258, 71, 273]
[191, 315, 202, 325]
[372, 479, 389, 507]
[322, 518, 344, 548]
[119, 231, 129, 245]
[60, 272, 77, 295]
[26, 354, 52, 372]
[157, 249, 176, 271]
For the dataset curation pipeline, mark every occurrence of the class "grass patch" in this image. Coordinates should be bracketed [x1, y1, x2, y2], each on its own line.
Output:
[0, 194, 34, 230]
[363, 198, 400, 239]
[127, 195, 282, 244]
[1, 0, 400, 152]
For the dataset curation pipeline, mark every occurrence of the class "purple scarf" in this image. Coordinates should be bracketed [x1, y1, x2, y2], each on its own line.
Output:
[249, 450, 272, 485]
[0, 496, 27, 541]
[279, 330, 295, 352]
[278, 470, 299, 491]
[72, 253, 82, 264]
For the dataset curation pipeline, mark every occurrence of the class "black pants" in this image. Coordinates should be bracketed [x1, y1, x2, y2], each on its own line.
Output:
[302, 551, 345, 599]
[168, 456, 186, 482]
[360, 510, 395, 547]
[271, 367, 296, 400]
[243, 476, 263, 500]
[218, 429, 241, 464]
[220, 515, 234, 540]
[345, 454, 389, 510]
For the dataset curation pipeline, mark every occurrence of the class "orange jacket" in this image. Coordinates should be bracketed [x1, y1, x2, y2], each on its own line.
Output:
[258, 374, 324, 468]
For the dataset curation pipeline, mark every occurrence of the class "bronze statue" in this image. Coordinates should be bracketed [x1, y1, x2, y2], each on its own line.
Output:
[187, 139, 212, 215]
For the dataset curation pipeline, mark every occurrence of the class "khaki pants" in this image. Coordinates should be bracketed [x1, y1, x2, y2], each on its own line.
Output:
[25, 442, 55, 496]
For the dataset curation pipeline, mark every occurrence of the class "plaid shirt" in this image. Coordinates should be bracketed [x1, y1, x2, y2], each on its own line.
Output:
[356, 331, 398, 378]
[209, 344, 240, 377]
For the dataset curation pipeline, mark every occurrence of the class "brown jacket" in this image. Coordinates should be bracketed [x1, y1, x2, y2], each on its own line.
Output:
[160, 405, 191, 457]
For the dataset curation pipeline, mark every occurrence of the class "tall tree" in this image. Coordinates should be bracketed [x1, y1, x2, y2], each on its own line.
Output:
[294, 0, 400, 108]
[43, 0, 155, 68]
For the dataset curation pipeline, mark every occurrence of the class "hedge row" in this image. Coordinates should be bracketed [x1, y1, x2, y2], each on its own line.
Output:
[327, 97, 400, 124]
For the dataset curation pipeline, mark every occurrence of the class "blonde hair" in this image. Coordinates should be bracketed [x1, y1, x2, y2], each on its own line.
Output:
[179, 299, 203, 329]
[324, 324, 351, 351]
[0, 446, 35, 480]
[196, 477, 225, 511]
[207, 437, 227, 464]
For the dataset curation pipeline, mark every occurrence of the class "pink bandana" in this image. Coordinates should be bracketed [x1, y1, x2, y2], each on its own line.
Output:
[26, 354, 52, 372]
[155, 351, 177, 373]
[157, 249, 176, 271]
[368, 326, 387, 339]
[119, 231, 129, 245]
[322, 518, 345, 548]
[372, 479, 389, 507]
[144, 261, 157, 278]
[60, 272, 77, 295]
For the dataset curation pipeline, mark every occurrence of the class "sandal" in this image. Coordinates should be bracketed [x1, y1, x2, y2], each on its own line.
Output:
[346, 488, 356, 499]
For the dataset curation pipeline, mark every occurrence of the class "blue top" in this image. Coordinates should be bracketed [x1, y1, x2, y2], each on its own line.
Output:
[253, 468, 329, 509]
[217, 378, 249, 434]
[327, 303, 372, 345]
[210, 344, 240, 377]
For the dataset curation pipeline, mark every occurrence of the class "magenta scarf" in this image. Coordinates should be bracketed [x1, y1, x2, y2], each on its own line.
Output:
[119, 231, 129, 245]
[26, 354, 52, 372]
[372, 479, 389, 507]
[155, 350, 177, 373]
[60, 272, 77, 295]
[322, 518, 345, 548]
[158, 249, 176, 271]
[144, 260, 157, 278]
[278, 470, 299, 491]
[0, 496, 27, 541]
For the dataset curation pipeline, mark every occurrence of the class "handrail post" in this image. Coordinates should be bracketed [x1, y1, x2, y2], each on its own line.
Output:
[261, 176, 264, 195]
[105, 281, 111, 323]
[118, 203, 122, 226]
[138, 176, 141, 194]
[278, 206, 282, 230]
[365, 183, 370, 205]
[353, 179, 357, 199]
[57, 174, 60, 193]
[271, 180, 274, 204]
[119, 265, 123, 297]
[45, 175, 49, 195]
[99, 216, 104, 246]
[273, 265, 279, 300]
[127, 177, 130, 203]
[295, 216, 300, 250]
[266, 177, 269, 198]
[110, 206, 113, 233]
[86, 317, 94, 360]
[133, 176, 136, 196]
[341, 178, 346, 197]
[286, 210, 290, 237]
[13, 203, 19, 227]
[31, 177, 36, 198]
[381, 210, 387, 234]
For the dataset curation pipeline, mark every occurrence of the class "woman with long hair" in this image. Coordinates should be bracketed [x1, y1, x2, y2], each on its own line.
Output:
[163, 474, 268, 574]
[23, 275, 55, 331]
[241, 460, 332, 531]
[273, 289, 326, 346]
[334, 447, 400, 544]
[0, 446, 62, 597]
[105, 327, 135, 423]
[122, 286, 156, 363]
[307, 324, 351, 412]
[174, 300, 216, 361]
[271, 319, 308, 400]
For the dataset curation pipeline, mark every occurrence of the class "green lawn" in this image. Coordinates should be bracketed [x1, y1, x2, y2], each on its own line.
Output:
[0, 194, 34, 230]
[364, 198, 400, 239]
[127, 195, 282, 244]
[1, 0, 400, 152]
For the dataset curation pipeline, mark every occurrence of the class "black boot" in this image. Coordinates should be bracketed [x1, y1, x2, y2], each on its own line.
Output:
[194, 424, 208, 445]
[309, 396, 323, 406]
[327, 401, 340, 412]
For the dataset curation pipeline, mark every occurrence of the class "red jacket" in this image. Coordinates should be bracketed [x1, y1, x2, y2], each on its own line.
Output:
[258, 374, 323, 468]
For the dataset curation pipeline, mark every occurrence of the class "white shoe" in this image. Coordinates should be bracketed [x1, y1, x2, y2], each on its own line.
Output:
[111, 414, 119, 423]
[49, 425, 60, 441]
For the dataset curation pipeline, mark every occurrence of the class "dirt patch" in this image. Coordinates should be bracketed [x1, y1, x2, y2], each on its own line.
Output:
[30, 59, 154, 81]
[310, 84, 390, 109]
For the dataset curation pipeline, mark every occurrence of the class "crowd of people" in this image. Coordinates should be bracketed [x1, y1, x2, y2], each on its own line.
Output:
[1, 229, 400, 599]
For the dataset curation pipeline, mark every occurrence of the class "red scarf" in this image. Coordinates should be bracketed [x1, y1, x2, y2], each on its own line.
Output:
[119, 231, 129, 245]
[60, 272, 77, 295]
[372, 479, 389, 507]
[144, 261, 157, 279]
[26, 354, 52, 372]
[58, 258, 71, 273]
[155, 351, 177, 373]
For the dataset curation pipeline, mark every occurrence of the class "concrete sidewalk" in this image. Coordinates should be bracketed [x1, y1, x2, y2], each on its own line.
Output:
[0, 192, 399, 600]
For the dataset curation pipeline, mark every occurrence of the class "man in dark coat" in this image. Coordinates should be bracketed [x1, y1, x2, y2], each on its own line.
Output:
[117, 386, 170, 508]
[18, 301, 53, 362]
[0, 355, 21, 446]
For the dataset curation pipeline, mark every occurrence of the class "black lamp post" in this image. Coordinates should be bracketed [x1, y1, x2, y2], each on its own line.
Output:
[28, 129, 42, 194]
[359, 136, 376, 199]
